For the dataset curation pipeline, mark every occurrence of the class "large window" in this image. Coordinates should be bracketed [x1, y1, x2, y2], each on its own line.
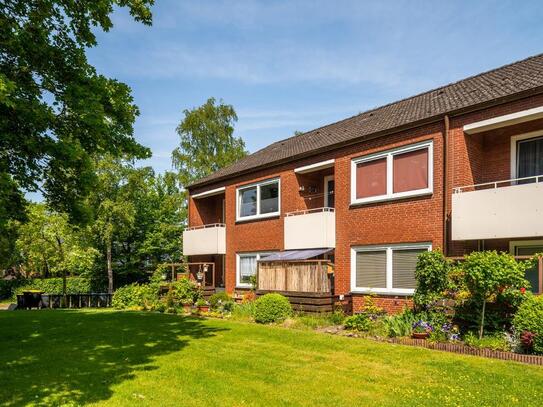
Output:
[351, 141, 433, 204]
[516, 135, 543, 180]
[510, 240, 543, 294]
[351, 243, 431, 294]
[236, 252, 274, 288]
[237, 178, 280, 221]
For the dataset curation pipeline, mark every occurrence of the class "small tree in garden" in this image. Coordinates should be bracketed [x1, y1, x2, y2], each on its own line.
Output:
[461, 251, 529, 339]
[414, 250, 451, 309]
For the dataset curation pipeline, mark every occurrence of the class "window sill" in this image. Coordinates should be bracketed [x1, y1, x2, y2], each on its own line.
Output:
[235, 213, 280, 223]
[350, 190, 432, 207]
[351, 289, 415, 296]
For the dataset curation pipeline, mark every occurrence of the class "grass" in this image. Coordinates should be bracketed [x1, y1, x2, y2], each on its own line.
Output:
[1, 310, 542, 406]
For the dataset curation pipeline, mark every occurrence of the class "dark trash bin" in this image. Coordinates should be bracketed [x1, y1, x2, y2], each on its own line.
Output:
[22, 291, 43, 309]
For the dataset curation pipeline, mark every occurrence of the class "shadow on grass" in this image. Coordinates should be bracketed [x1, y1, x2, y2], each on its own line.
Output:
[0, 310, 226, 406]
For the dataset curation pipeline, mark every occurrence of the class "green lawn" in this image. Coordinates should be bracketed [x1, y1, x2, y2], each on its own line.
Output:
[1, 310, 541, 406]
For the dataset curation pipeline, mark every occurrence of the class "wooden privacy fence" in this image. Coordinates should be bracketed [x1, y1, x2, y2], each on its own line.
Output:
[257, 260, 332, 293]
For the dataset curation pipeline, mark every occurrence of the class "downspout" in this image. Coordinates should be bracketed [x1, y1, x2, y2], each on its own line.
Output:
[443, 115, 450, 256]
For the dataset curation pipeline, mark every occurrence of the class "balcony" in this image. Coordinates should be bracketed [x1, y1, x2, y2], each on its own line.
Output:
[182, 224, 226, 256]
[452, 176, 543, 240]
[284, 208, 335, 250]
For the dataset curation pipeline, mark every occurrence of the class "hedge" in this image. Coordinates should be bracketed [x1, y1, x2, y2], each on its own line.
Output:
[2, 277, 105, 300]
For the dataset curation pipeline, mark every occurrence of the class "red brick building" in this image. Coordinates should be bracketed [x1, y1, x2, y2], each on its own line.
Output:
[183, 54, 543, 313]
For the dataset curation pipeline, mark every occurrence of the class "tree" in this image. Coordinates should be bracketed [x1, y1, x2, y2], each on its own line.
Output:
[15, 204, 98, 283]
[0, 1, 153, 225]
[172, 97, 247, 187]
[90, 157, 136, 293]
[462, 251, 529, 338]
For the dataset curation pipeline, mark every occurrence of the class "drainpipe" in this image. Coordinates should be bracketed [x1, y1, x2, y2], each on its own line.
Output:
[443, 115, 449, 256]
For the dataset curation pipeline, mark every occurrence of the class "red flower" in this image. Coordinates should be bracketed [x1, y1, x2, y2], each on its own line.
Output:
[520, 287, 526, 294]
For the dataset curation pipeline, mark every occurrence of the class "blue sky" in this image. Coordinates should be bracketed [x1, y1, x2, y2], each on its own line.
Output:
[88, 0, 543, 174]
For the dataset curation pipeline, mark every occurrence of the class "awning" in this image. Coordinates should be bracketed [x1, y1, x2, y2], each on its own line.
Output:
[259, 248, 333, 262]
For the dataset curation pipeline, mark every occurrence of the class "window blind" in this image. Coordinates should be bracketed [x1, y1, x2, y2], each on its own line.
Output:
[392, 249, 424, 289]
[356, 250, 386, 288]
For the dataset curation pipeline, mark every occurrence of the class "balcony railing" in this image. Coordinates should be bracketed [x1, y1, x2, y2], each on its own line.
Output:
[182, 223, 226, 256]
[284, 207, 335, 250]
[452, 176, 543, 241]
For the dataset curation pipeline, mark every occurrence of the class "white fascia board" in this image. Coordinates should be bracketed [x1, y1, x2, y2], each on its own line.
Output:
[294, 159, 335, 174]
[191, 186, 225, 199]
[464, 106, 543, 134]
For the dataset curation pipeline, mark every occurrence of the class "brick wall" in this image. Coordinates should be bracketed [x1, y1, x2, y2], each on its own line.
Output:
[187, 93, 543, 314]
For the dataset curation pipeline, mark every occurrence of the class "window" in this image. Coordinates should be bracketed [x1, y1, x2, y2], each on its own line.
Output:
[351, 141, 433, 204]
[236, 252, 274, 287]
[517, 136, 543, 182]
[510, 240, 543, 294]
[237, 178, 280, 221]
[351, 243, 431, 294]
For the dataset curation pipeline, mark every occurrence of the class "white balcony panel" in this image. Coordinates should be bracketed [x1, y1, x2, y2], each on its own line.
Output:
[452, 182, 543, 240]
[183, 224, 226, 256]
[284, 209, 335, 250]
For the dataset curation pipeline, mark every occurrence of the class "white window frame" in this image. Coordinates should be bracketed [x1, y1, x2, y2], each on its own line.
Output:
[236, 178, 281, 222]
[350, 242, 432, 295]
[236, 251, 274, 288]
[323, 175, 334, 208]
[350, 140, 433, 205]
[510, 130, 543, 179]
[509, 239, 543, 255]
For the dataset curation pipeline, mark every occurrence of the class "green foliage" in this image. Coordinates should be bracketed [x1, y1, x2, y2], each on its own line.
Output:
[414, 250, 451, 308]
[0, 279, 26, 300]
[170, 278, 201, 304]
[463, 332, 511, 352]
[462, 251, 530, 338]
[513, 295, 543, 354]
[231, 302, 256, 321]
[13, 277, 100, 299]
[1, 0, 153, 224]
[111, 283, 155, 310]
[254, 293, 292, 324]
[344, 313, 372, 331]
[172, 97, 247, 187]
[384, 309, 418, 337]
[209, 292, 232, 310]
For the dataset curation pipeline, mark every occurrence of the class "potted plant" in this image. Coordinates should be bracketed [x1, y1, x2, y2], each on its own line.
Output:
[196, 298, 209, 313]
[182, 299, 193, 314]
[412, 320, 433, 339]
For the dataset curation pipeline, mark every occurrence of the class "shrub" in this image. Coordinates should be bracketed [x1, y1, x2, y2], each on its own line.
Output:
[171, 278, 201, 304]
[344, 313, 372, 331]
[513, 294, 543, 354]
[414, 250, 451, 308]
[384, 309, 418, 337]
[0, 279, 27, 300]
[209, 292, 231, 310]
[254, 293, 292, 323]
[111, 283, 155, 309]
[231, 301, 256, 321]
[463, 331, 511, 352]
[13, 277, 100, 299]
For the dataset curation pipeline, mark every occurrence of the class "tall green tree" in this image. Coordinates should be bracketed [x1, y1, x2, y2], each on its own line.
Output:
[172, 97, 247, 187]
[0, 0, 153, 224]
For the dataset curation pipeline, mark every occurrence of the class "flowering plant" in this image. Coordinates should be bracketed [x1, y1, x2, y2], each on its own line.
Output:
[441, 323, 460, 341]
[412, 320, 434, 334]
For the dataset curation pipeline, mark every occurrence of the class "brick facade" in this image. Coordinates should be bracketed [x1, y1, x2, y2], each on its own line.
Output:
[188, 93, 543, 313]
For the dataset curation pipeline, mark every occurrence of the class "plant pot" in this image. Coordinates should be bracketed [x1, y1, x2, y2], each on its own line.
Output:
[183, 304, 192, 313]
[198, 305, 209, 313]
[412, 332, 430, 339]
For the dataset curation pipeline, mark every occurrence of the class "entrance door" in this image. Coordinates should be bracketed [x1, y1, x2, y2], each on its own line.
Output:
[517, 136, 543, 182]
[324, 176, 335, 208]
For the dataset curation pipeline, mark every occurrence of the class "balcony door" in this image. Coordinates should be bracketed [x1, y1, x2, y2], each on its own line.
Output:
[511, 241, 543, 293]
[516, 135, 543, 181]
[324, 176, 335, 208]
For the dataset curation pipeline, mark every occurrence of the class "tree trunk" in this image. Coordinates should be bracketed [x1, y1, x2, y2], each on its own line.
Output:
[107, 240, 113, 294]
[56, 236, 66, 307]
[479, 298, 486, 340]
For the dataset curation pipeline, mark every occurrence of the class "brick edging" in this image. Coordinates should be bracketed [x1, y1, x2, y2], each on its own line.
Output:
[386, 338, 543, 366]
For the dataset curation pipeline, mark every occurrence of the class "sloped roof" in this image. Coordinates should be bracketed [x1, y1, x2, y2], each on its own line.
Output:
[190, 53, 543, 189]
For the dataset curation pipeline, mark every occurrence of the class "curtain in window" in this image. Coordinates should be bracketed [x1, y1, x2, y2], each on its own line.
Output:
[356, 158, 387, 198]
[260, 182, 279, 214]
[393, 148, 428, 193]
[356, 250, 386, 288]
[517, 137, 543, 179]
[239, 255, 257, 284]
[392, 249, 425, 289]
